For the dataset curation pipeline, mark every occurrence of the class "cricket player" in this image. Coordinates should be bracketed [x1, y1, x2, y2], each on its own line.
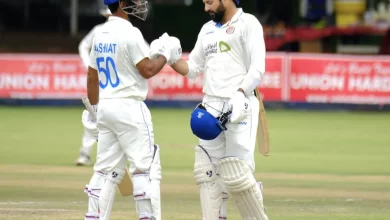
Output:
[76, 8, 112, 166]
[84, 0, 181, 219]
[166, 0, 269, 218]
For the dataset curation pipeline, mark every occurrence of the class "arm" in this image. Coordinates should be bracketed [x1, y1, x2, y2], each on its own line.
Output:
[239, 17, 266, 95]
[130, 29, 167, 79]
[87, 66, 99, 105]
[170, 59, 189, 76]
[79, 26, 97, 69]
[87, 40, 99, 105]
[171, 32, 204, 79]
[136, 56, 167, 79]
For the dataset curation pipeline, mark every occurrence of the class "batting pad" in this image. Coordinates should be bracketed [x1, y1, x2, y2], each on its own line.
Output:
[150, 145, 162, 220]
[84, 171, 106, 220]
[133, 173, 153, 219]
[218, 157, 269, 220]
[193, 145, 225, 220]
[99, 168, 125, 220]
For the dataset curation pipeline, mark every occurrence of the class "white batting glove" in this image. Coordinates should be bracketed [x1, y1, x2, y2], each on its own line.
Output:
[228, 91, 251, 124]
[149, 33, 171, 61]
[81, 110, 98, 139]
[167, 36, 182, 65]
[151, 33, 182, 65]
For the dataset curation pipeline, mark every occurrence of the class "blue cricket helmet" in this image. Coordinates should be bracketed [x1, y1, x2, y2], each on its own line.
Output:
[104, 0, 149, 21]
[104, 0, 118, 5]
[190, 104, 231, 140]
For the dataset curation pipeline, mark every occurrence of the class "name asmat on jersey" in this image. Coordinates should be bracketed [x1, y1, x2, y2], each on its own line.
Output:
[94, 43, 117, 54]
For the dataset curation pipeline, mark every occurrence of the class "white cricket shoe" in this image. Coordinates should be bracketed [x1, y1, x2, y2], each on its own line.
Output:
[76, 153, 91, 166]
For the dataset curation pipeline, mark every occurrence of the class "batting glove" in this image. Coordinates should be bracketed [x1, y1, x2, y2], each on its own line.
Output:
[149, 33, 171, 61]
[228, 91, 251, 124]
[154, 33, 182, 65]
[167, 36, 182, 65]
[81, 110, 98, 138]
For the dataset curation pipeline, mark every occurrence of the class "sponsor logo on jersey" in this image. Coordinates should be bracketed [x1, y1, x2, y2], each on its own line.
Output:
[205, 42, 217, 56]
[219, 41, 231, 53]
[226, 26, 235, 34]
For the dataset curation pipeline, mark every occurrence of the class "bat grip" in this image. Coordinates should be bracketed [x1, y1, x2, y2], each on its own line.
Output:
[82, 97, 97, 121]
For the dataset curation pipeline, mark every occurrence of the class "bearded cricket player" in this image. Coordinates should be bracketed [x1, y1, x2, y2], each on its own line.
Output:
[76, 8, 111, 166]
[164, 0, 269, 218]
[83, 0, 181, 219]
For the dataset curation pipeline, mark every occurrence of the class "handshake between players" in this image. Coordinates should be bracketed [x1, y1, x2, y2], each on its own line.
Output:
[149, 33, 182, 66]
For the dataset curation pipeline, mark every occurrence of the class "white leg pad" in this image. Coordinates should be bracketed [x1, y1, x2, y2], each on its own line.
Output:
[133, 173, 153, 220]
[217, 157, 269, 220]
[99, 168, 125, 220]
[80, 128, 97, 155]
[194, 145, 225, 220]
[150, 145, 162, 220]
[85, 212, 99, 220]
[217, 177, 228, 220]
[84, 171, 106, 220]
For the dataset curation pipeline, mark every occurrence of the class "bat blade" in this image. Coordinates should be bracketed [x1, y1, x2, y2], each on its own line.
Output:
[254, 89, 270, 157]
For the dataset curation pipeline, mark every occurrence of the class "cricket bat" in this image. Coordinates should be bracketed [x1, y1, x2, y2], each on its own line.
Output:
[254, 89, 270, 157]
[81, 96, 133, 196]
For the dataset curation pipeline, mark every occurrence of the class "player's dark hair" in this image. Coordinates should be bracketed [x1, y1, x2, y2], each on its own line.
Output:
[108, 1, 120, 14]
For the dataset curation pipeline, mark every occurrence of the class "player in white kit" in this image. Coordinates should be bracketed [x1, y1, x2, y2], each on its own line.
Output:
[76, 8, 111, 166]
[83, 0, 181, 219]
[166, 0, 269, 219]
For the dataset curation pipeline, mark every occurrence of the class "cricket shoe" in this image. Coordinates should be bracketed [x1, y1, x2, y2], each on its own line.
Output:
[76, 153, 91, 166]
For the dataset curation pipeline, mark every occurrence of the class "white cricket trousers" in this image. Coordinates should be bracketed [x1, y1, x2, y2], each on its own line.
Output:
[200, 94, 259, 171]
[93, 98, 155, 174]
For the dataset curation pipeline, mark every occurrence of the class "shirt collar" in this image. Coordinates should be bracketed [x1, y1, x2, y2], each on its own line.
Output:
[216, 8, 243, 28]
[108, 16, 133, 26]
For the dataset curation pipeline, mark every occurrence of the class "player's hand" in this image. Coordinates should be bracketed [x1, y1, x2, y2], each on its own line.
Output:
[154, 33, 182, 65]
[228, 91, 251, 124]
[167, 36, 182, 65]
[81, 110, 98, 138]
[149, 33, 171, 61]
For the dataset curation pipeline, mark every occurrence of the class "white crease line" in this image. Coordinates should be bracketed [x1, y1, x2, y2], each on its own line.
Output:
[0, 201, 84, 205]
[0, 202, 47, 205]
[0, 208, 79, 212]
[273, 198, 364, 202]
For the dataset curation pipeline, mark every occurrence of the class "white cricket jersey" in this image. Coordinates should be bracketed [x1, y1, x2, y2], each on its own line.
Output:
[89, 16, 150, 101]
[79, 23, 104, 69]
[187, 8, 266, 98]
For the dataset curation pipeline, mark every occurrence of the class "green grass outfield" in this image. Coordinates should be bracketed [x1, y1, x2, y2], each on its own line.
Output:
[0, 106, 389, 220]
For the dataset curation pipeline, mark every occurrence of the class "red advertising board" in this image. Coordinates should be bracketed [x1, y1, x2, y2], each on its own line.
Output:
[259, 54, 285, 101]
[0, 54, 87, 99]
[147, 54, 205, 101]
[288, 54, 390, 104]
[147, 53, 284, 101]
[1, 53, 390, 104]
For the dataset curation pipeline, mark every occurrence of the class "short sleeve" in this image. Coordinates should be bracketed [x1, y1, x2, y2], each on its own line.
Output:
[129, 28, 149, 66]
[89, 37, 98, 70]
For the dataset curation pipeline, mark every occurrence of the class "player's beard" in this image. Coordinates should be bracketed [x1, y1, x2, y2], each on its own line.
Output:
[210, 2, 226, 23]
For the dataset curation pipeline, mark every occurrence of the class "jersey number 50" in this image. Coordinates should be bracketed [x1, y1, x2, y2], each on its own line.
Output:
[96, 56, 120, 89]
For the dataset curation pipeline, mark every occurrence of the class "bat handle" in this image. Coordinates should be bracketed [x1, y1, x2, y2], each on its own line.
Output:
[82, 97, 97, 121]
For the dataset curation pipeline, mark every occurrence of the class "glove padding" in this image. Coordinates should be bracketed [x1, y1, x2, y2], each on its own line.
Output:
[150, 33, 172, 60]
[166, 36, 182, 65]
[149, 33, 182, 65]
[228, 91, 251, 124]
[149, 36, 171, 61]
[82, 110, 98, 138]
